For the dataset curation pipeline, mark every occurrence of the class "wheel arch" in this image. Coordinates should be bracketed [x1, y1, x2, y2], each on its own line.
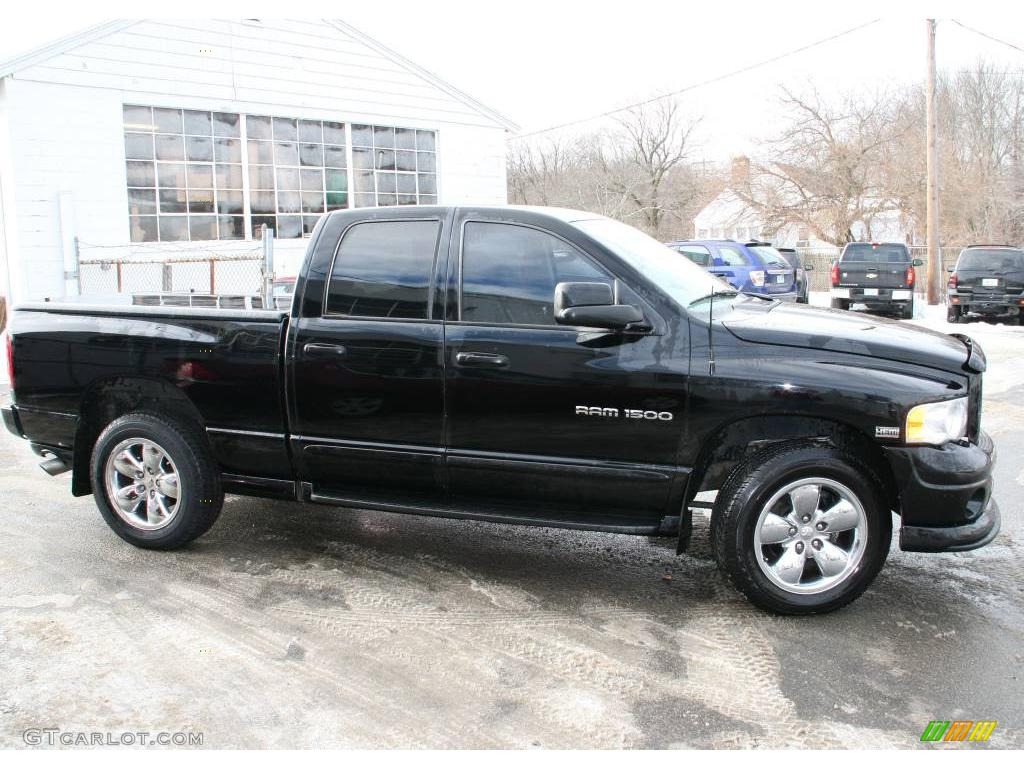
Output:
[71, 376, 205, 496]
[680, 414, 899, 546]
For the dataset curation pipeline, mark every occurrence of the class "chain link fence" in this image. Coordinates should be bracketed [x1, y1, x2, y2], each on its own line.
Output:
[797, 246, 963, 294]
[77, 240, 267, 303]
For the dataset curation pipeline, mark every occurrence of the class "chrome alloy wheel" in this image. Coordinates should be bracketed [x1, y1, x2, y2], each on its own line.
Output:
[104, 438, 181, 531]
[753, 477, 868, 595]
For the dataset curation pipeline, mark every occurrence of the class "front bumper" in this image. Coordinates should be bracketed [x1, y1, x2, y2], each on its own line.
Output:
[885, 430, 1000, 553]
[2, 397, 22, 438]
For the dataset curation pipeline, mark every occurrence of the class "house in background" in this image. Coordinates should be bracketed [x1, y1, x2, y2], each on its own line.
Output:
[693, 157, 919, 248]
[0, 19, 517, 303]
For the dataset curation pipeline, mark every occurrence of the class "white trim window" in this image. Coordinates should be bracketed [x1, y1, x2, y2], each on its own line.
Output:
[124, 105, 245, 242]
[350, 123, 437, 208]
[123, 104, 439, 242]
[245, 114, 349, 240]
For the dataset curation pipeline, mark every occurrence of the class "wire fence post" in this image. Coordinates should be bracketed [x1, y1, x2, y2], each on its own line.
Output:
[262, 227, 275, 308]
[209, 259, 216, 294]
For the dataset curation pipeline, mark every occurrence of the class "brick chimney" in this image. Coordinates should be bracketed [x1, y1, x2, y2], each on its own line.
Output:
[730, 155, 751, 190]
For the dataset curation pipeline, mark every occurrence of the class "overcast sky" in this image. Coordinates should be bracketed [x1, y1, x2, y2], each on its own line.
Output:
[2, 2, 1022, 160]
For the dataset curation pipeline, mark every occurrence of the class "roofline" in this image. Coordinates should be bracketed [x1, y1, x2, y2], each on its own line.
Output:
[323, 18, 520, 133]
[0, 18, 521, 133]
[0, 20, 139, 79]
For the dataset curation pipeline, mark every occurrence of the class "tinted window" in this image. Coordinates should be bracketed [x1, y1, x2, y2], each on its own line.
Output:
[774, 249, 800, 268]
[326, 220, 439, 318]
[672, 244, 711, 266]
[841, 243, 909, 263]
[957, 248, 1024, 272]
[750, 246, 791, 269]
[461, 222, 611, 326]
[715, 245, 749, 267]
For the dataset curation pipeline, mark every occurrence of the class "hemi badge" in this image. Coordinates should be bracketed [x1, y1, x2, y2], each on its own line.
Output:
[875, 426, 900, 439]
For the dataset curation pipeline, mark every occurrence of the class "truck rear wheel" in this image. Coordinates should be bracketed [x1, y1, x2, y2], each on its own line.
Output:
[830, 298, 850, 310]
[90, 412, 223, 549]
[710, 441, 892, 615]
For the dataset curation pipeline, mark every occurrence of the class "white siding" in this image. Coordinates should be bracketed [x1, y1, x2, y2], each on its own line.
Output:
[0, 19, 510, 301]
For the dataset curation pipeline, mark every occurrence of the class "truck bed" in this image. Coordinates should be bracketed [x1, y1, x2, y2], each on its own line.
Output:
[8, 302, 290, 487]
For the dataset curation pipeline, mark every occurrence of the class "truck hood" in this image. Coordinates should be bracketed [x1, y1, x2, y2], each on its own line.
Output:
[722, 301, 984, 374]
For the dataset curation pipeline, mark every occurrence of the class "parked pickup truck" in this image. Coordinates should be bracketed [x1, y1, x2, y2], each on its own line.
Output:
[2, 206, 998, 614]
[830, 242, 923, 318]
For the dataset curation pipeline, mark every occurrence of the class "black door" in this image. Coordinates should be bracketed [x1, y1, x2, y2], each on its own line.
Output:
[443, 215, 690, 528]
[289, 213, 448, 500]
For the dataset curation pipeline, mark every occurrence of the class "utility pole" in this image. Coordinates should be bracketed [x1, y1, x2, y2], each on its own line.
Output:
[925, 18, 941, 305]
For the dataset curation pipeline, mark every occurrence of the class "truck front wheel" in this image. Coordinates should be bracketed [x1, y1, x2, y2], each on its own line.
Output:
[90, 412, 224, 549]
[710, 441, 892, 615]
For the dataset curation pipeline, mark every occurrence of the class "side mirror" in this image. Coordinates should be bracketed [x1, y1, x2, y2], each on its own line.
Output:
[803, 263, 814, 271]
[554, 282, 643, 330]
[911, 258, 925, 267]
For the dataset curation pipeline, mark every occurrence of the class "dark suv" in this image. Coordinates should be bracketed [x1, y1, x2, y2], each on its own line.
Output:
[830, 242, 922, 319]
[947, 245, 1024, 324]
[776, 247, 812, 303]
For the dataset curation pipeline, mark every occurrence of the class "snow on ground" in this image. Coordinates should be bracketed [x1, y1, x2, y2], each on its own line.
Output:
[808, 291, 1023, 397]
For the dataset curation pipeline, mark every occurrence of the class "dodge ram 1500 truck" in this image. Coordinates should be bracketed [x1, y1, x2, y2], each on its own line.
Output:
[2, 206, 998, 615]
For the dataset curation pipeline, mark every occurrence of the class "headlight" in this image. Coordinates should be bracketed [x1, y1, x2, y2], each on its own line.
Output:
[749, 270, 765, 287]
[905, 397, 968, 445]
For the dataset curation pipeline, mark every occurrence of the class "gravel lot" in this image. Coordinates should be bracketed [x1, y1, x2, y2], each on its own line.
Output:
[1, 305, 1022, 749]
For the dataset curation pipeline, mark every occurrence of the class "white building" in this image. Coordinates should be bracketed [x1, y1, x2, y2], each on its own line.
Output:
[0, 19, 516, 303]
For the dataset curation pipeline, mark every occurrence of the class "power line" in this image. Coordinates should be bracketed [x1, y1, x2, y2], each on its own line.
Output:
[950, 19, 1024, 56]
[513, 18, 883, 140]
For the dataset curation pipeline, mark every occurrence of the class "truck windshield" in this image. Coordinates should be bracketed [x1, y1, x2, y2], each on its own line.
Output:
[841, 244, 909, 263]
[574, 218, 727, 307]
[957, 248, 1024, 272]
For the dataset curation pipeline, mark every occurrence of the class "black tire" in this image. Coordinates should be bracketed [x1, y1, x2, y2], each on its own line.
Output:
[710, 441, 892, 615]
[90, 411, 223, 549]
[901, 299, 915, 320]
[947, 305, 961, 324]
[830, 298, 850, 310]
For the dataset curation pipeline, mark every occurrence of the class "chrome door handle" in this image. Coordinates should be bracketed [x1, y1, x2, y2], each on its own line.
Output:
[455, 352, 510, 368]
[303, 342, 347, 357]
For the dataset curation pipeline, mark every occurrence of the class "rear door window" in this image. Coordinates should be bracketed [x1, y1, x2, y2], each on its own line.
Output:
[714, 245, 749, 267]
[325, 220, 441, 318]
[672, 244, 712, 266]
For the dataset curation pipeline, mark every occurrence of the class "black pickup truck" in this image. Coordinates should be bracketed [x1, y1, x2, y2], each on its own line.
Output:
[2, 206, 998, 614]
[830, 242, 923, 318]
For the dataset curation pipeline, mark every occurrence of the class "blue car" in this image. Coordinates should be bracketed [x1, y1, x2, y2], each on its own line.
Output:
[666, 239, 798, 301]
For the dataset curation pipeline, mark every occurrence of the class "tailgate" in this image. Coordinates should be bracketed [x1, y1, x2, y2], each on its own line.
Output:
[837, 261, 907, 288]
[956, 268, 1024, 296]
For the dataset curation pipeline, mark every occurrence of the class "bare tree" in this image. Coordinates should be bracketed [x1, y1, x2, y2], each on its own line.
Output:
[599, 100, 702, 234]
[506, 100, 721, 240]
[742, 86, 913, 245]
